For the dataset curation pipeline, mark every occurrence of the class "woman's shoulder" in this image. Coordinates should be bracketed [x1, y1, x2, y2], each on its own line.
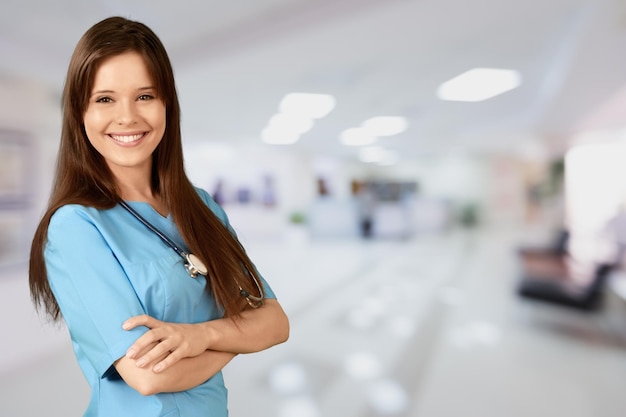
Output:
[49, 204, 109, 229]
[194, 186, 229, 223]
[194, 187, 221, 209]
[194, 186, 214, 203]
[52, 203, 93, 218]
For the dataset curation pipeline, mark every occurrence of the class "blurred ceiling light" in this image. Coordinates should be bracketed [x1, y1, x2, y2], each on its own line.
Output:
[358, 146, 400, 164]
[359, 146, 385, 163]
[437, 68, 521, 102]
[261, 127, 300, 145]
[362, 116, 408, 136]
[279, 93, 336, 119]
[340, 127, 377, 146]
[377, 150, 399, 166]
[358, 147, 399, 165]
[268, 112, 314, 135]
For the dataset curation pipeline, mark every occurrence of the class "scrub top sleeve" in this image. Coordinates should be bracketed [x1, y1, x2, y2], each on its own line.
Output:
[196, 188, 277, 300]
[45, 206, 148, 378]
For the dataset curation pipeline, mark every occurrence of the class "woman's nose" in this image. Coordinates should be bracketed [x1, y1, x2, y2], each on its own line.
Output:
[116, 100, 138, 125]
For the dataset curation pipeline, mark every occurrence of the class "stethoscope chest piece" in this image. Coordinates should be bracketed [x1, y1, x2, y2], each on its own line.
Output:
[185, 253, 208, 278]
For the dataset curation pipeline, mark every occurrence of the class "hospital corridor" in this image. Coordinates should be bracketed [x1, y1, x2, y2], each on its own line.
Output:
[3, 0, 626, 416]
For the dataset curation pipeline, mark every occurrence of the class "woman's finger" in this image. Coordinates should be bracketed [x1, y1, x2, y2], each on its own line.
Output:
[123, 314, 160, 330]
[152, 350, 182, 373]
[135, 341, 173, 368]
[126, 329, 163, 358]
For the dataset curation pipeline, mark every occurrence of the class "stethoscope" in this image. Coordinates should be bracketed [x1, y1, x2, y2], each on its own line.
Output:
[119, 201, 264, 308]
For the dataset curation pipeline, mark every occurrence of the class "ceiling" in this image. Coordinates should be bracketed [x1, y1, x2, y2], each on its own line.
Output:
[2, 0, 626, 162]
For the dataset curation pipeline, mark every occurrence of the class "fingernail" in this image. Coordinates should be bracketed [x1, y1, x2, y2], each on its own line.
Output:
[126, 349, 135, 358]
[122, 322, 130, 330]
[153, 364, 162, 373]
[136, 359, 146, 367]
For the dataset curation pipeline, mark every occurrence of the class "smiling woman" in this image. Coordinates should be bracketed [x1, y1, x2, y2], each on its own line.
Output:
[28, 16, 289, 417]
[83, 52, 166, 181]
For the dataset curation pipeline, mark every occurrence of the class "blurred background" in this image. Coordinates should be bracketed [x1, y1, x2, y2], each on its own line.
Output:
[2, 0, 626, 416]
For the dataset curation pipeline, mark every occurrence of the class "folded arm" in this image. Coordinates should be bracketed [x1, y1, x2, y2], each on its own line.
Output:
[123, 299, 289, 375]
[114, 348, 236, 396]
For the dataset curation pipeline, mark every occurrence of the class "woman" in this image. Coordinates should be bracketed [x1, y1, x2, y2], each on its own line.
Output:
[29, 16, 289, 416]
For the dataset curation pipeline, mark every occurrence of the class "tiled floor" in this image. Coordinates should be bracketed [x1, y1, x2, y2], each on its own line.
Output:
[2, 226, 626, 416]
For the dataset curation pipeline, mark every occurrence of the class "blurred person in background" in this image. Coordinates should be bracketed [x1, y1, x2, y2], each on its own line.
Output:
[353, 180, 376, 238]
[28, 16, 288, 417]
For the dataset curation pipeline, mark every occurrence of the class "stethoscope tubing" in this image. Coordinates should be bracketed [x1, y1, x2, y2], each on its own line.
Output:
[119, 201, 189, 260]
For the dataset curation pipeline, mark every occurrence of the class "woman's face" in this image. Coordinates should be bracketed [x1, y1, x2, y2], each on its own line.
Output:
[83, 51, 166, 179]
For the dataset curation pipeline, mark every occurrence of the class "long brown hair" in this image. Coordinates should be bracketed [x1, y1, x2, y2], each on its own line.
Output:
[29, 16, 261, 321]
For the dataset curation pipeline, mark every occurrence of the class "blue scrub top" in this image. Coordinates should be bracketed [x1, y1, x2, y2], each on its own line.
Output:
[44, 188, 275, 417]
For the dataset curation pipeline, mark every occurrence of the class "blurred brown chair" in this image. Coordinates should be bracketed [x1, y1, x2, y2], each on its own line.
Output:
[516, 255, 614, 311]
[515, 229, 618, 310]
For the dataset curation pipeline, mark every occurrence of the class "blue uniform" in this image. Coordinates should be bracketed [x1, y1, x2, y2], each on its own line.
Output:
[45, 188, 275, 417]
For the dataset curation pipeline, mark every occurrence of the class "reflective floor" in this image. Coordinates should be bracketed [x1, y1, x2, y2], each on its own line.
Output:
[2, 226, 626, 417]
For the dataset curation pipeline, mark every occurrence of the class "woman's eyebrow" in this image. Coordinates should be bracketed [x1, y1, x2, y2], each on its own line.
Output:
[90, 89, 114, 97]
[90, 86, 155, 97]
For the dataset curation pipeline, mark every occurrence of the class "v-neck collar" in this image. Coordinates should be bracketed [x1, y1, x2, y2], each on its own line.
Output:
[125, 201, 171, 221]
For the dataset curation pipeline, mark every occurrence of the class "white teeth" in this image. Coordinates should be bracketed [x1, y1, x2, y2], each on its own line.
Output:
[110, 133, 144, 143]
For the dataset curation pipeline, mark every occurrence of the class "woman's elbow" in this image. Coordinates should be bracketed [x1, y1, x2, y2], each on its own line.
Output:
[135, 381, 160, 397]
[259, 304, 290, 349]
[275, 309, 290, 345]
[116, 360, 162, 396]
[274, 308, 290, 345]
[115, 373, 159, 396]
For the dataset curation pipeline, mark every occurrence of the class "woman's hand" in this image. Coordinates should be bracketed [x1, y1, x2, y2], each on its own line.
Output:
[123, 315, 210, 373]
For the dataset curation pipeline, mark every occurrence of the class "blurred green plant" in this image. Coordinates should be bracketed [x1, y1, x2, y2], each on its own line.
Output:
[459, 203, 479, 227]
[289, 211, 307, 224]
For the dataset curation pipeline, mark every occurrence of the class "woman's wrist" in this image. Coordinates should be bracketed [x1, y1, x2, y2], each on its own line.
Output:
[200, 320, 219, 350]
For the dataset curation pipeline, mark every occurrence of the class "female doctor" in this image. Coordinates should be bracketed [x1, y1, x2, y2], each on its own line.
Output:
[29, 16, 289, 417]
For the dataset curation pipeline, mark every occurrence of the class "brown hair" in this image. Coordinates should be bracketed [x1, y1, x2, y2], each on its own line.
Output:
[29, 16, 261, 321]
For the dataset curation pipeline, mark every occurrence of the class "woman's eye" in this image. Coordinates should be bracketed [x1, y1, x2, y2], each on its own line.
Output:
[95, 96, 112, 103]
[138, 94, 155, 101]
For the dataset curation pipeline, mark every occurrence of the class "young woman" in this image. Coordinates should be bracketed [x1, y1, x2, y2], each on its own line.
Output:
[29, 16, 289, 416]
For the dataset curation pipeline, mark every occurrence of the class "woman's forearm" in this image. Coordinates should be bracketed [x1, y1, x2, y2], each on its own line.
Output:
[201, 298, 289, 353]
[115, 349, 236, 396]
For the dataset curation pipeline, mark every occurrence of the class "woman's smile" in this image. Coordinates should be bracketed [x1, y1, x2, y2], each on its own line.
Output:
[108, 132, 148, 145]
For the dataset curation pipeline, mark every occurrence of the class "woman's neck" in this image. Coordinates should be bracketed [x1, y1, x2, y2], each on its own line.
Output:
[110, 164, 169, 216]
[121, 186, 169, 217]
[113, 171, 153, 201]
